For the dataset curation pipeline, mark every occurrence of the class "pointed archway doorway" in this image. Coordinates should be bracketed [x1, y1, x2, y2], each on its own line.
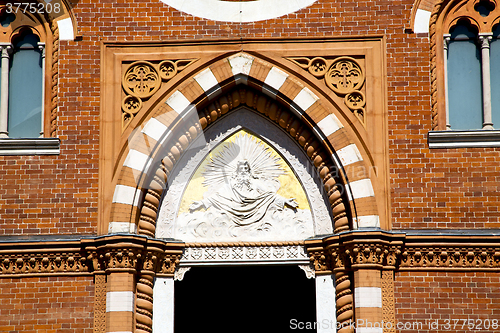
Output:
[151, 106, 338, 333]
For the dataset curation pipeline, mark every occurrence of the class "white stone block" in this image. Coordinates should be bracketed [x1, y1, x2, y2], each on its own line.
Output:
[355, 215, 380, 228]
[414, 9, 431, 34]
[166, 90, 191, 114]
[153, 277, 175, 333]
[293, 87, 319, 112]
[106, 291, 135, 312]
[264, 67, 289, 91]
[57, 18, 74, 41]
[347, 179, 375, 201]
[124, 149, 152, 173]
[317, 114, 343, 137]
[337, 144, 363, 167]
[354, 287, 382, 308]
[108, 222, 137, 234]
[142, 118, 168, 142]
[112, 185, 142, 207]
[194, 68, 220, 92]
[228, 53, 254, 76]
[316, 275, 336, 333]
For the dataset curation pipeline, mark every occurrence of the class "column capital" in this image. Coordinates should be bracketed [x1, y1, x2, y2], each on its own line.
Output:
[478, 33, 493, 49]
[37, 42, 46, 58]
[0, 44, 13, 58]
[443, 34, 451, 49]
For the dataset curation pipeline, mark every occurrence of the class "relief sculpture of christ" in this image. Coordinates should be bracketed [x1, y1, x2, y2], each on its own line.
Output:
[189, 160, 298, 226]
[175, 131, 314, 241]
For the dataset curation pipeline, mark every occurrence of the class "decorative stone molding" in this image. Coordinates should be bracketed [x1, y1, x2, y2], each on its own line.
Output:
[50, 22, 59, 137]
[0, 247, 89, 276]
[381, 270, 396, 333]
[93, 274, 107, 333]
[306, 231, 500, 273]
[287, 56, 366, 126]
[84, 236, 183, 274]
[180, 241, 309, 265]
[0, 235, 184, 277]
[307, 242, 332, 273]
[174, 266, 191, 281]
[121, 59, 196, 130]
[298, 264, 316, 279]
[399, 242, 500, 270]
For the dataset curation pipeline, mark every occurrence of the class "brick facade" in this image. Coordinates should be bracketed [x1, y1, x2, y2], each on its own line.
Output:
[395, 272, 500, 332]
[0, 0, 499, 332]
[0, 276, 94, 332]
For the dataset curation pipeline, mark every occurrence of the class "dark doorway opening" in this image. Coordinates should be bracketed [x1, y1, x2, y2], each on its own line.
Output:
[174, 265, 316, 333]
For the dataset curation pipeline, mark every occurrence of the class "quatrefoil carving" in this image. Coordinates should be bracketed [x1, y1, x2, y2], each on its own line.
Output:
[287, 56, 366, 127]
[121, 59, 197, 131]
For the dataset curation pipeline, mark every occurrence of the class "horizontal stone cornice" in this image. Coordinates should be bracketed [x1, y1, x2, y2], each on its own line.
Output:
[0, 235, 184, 277]
[306, 230, 500, 272]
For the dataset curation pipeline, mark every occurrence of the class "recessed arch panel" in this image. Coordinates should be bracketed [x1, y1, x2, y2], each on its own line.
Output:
[101, 45, 387, 237]
[156, 108, 335, 242]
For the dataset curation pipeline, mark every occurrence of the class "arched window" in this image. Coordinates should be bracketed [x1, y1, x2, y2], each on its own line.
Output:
[430, 0, 500, 140]
[8, 30, 43, 138]
[446, 21, 482, 129]
[0, 5, 46, 139]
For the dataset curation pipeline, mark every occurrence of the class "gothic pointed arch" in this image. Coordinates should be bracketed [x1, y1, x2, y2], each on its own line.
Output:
[102, 49, 387, 237]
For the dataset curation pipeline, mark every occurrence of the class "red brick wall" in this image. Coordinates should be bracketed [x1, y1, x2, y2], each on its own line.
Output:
[395, 272, 500, 332]
[0, 0, 499, 236]
[0, 276, 94, 332]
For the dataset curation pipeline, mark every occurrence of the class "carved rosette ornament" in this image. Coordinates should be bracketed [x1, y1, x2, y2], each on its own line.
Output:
[325, 58, 364, 95]
[121, 59, 196, 130]
[287, 56, 366, 127]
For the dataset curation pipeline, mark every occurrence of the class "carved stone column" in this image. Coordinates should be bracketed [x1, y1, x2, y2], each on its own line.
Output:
[307, 238, 354, 333]
[443, 35, 451, 130]
[83, 235, 184, 333]
[0, 44, 12, 138]
[38, 42, 46, 137]
[479, 34, 494, 130]
[341, 233, 403, 333]
[308, 232, 404, 333]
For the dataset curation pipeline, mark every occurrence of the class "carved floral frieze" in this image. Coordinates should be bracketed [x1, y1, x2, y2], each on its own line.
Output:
[287, 56, 366, 127]
[0, 251, 89, 275]
[306, 232, 500, 272]
[0, 235, 183, 277]
[399, 246, 500, 270]
[121, 59, 197, 130]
